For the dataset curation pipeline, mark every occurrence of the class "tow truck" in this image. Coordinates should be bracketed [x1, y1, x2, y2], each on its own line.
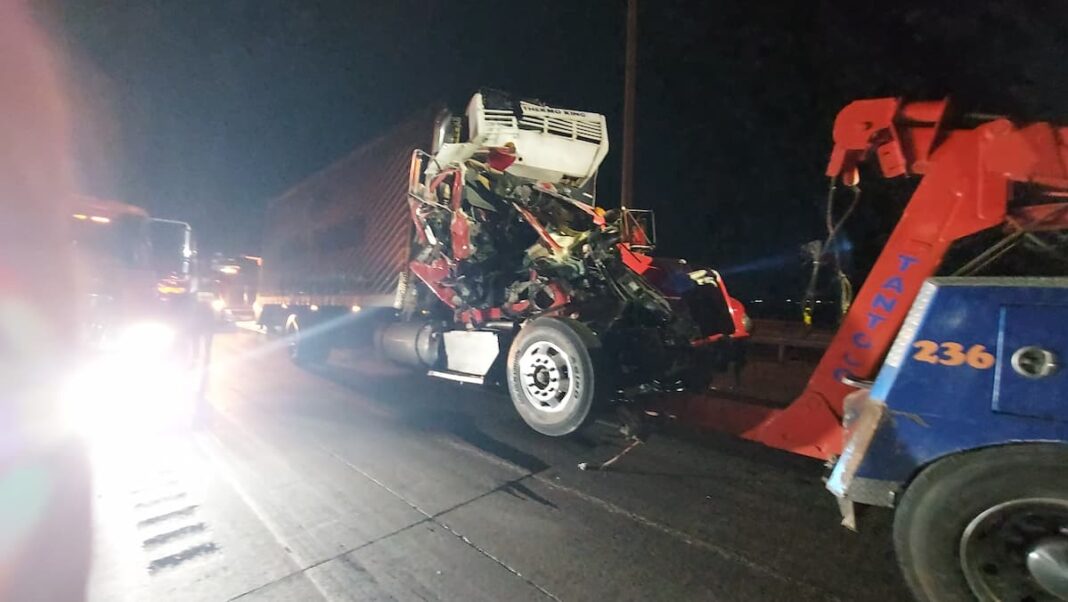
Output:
[65, 196, 212, 437]
[657, 98, 1068, 602]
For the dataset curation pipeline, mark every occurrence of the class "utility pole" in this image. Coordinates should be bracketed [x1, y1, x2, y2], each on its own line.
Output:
[621, 0, 637, 209]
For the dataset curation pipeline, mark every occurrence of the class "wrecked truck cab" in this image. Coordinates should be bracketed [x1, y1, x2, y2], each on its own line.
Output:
[379, 90, 748, 436]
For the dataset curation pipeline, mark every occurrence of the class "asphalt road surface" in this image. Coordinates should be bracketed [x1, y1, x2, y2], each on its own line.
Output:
[86, 329, 912, 601]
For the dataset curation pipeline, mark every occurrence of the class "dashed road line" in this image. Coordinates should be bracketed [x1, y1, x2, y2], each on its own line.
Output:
[148, 542, 220, 574]
[142, 523, 208, 549]
[107, 441, 224, 578]
[136, 504, 200, 529]
[135, 491, 188, 509]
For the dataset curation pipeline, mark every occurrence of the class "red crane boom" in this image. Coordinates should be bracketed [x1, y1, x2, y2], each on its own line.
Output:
[659, 97, 1068, 459]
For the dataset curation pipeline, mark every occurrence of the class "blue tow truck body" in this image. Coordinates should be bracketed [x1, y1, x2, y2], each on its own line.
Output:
[828, 277, 1068, 512]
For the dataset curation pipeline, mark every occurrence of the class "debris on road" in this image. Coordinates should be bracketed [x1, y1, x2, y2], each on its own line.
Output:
[578, 437, 644, 472]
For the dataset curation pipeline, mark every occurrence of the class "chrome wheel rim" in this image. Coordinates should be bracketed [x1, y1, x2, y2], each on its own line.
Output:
[518, 341, 574, 413]
[960, 498, 1068, 601]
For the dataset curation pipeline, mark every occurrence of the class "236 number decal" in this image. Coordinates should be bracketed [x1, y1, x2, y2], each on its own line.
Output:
[912, 341, 995, 369]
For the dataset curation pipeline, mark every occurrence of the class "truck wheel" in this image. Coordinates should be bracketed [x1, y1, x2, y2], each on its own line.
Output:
[286, 314, 327, 366]
[894, 444, 1068, 602]
[506, 318, 602, 437]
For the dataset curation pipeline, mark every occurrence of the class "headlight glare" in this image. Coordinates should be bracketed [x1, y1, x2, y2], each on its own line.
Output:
[117, 322, 177, 355]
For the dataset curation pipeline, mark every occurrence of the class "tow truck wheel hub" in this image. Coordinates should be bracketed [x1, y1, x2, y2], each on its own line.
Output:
[960, 498, 1068, 601]
[1029, 537, 1068, 601]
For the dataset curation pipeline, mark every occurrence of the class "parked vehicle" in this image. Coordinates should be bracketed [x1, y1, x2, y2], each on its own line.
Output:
[205, 254, 260, 323]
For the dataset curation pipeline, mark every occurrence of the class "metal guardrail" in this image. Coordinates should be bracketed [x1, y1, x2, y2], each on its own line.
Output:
[748, 319, 834, 361]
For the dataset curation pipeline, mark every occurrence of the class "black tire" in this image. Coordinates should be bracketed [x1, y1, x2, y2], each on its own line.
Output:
[894, 444, 1068, 602]
[286, 314, 327, 366]
[506, 317, 603, 437]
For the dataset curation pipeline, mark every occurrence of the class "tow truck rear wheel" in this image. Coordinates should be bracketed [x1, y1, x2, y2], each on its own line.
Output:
[286, 313, 327, 366]
[894, 444, 1068, 602]
[506, 318, 602, 437]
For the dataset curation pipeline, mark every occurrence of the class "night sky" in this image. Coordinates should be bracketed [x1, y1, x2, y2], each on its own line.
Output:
[42, 1, 1068, 299]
